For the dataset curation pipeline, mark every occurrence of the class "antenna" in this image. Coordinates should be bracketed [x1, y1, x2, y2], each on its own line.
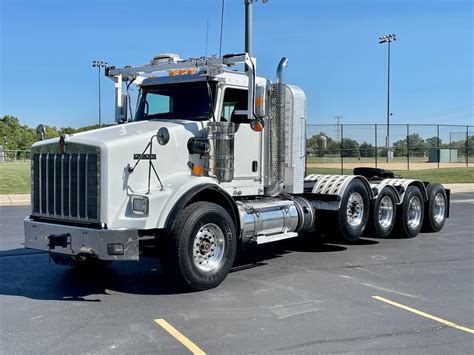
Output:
[205, 17, 209, 56]
[219, 0, 225, 56]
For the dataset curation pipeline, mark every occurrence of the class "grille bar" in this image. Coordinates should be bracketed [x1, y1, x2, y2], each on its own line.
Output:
[32, 151, 100, 223]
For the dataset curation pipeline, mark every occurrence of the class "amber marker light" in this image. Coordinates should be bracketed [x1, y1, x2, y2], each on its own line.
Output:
[192, 165, 204, 176]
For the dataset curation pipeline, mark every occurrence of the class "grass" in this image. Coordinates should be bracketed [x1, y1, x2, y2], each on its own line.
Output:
[0, 162, 472, 195]
[0, 163, 30, 194]
[306, 167, 474, 184]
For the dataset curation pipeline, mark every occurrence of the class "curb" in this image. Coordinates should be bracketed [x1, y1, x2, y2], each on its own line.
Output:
[0, 194, 30, 206]
[1, 183, 473, 207]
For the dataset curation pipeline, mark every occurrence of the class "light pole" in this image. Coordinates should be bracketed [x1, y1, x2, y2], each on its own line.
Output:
[92, 60, 108, 127]
[379, 33, 396, 162]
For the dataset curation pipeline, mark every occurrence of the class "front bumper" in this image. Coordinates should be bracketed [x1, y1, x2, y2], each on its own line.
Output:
[24, 217, 139, 261]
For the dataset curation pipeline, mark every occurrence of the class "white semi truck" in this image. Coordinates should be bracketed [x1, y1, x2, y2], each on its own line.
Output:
[24, 2, 449, 290]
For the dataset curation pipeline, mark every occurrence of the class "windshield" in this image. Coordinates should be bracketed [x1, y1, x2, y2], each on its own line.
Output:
[134, 82, 216, 121]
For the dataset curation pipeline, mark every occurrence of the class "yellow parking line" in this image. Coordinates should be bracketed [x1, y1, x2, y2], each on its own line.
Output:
[372, 296, 474, 334]
[154, 318, 206, 355]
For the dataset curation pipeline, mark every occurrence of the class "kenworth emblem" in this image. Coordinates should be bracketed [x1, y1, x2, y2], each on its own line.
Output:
[133, 153, 156, 160]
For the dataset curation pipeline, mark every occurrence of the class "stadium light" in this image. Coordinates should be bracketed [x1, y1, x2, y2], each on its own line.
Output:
[379, 33, 397, 162]
[92, 60, 108, 127]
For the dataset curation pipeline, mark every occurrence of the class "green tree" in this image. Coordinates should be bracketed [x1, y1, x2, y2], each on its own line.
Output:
[359, 141, 375, 157]
[341, 138, 360, 157]
[426, 136, 442, 148]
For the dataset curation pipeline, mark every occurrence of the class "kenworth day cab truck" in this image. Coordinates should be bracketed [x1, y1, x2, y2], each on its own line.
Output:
[24, 4, 449, 291]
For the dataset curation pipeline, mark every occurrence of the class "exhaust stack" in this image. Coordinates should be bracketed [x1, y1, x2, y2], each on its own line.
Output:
[276, 57, 288, 84]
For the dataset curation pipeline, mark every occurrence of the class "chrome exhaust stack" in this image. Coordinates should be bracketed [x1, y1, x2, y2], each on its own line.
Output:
[276, 57, 288, 84]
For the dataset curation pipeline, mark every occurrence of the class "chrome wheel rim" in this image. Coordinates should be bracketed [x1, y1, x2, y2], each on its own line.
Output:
[407, 196, 422, 229]
[433, 193, 446, 224]
[378, 195, 394, 229]
[193, 223, 225, 272]
[346, 192, 364, 227]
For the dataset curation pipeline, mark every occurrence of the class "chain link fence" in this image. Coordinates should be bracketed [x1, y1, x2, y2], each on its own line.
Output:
[0, 149, 31, 162]
[306, 124, 473, 172]
[1, 125, 472, 172]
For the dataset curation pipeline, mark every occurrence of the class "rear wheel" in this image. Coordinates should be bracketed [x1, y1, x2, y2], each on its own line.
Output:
[392, 185, 424, 238]
[161, 202, 237, 291]
[335, 179, 370, 241]
[422, 183, 448, 232]
[370, 187, 397, 237]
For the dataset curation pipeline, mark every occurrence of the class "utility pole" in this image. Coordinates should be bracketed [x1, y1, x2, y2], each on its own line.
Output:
[92, 60, 108, 127]
[334, 115, 344, 142]
[244, 0, 269, 57]
[379, 33, 396, 162]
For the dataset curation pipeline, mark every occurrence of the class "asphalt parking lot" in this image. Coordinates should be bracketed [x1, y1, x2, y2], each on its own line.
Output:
[1, 192, 473, 354]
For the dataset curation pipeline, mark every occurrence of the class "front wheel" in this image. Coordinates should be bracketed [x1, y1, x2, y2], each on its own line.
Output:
[161, 202, 237, 291]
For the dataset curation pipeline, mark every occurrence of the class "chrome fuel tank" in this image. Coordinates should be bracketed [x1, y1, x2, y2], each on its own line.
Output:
[237, 197, 314, 243]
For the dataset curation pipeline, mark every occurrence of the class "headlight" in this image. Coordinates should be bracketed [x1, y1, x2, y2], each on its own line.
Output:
[132, 196, 149, 215]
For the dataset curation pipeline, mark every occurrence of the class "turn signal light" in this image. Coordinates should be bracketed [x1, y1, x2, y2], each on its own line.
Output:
[168, 70, 177, 76]
[251, 119, 264, 132]
[192, 165, 204, 176]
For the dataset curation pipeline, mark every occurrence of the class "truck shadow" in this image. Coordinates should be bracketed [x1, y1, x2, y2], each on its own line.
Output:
[0, 238, 348, 301]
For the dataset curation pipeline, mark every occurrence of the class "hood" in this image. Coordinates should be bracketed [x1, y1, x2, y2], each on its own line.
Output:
[32, 120, 204, 150]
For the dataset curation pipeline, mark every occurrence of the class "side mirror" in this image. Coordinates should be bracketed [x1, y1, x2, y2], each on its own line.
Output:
[254, 85, 267, 119]
[116, 94, 128, 123]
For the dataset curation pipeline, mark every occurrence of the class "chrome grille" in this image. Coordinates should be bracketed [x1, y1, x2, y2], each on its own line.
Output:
[32, 149, 100, 223]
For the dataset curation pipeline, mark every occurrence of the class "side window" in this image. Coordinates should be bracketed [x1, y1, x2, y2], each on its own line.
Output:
[221, 88, 249, 124]
[146, 93, 172, 115]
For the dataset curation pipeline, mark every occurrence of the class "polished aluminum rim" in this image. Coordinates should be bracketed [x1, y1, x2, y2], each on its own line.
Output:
[378, 195, 394, 229]
[407, 196, 422, 229]
[193, 223, 225, 272]
[346, 192, 364, 227]
[433, 193, 446, 224]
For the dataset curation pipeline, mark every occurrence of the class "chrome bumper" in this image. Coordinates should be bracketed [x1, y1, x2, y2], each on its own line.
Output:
[24, 217, 139, 261]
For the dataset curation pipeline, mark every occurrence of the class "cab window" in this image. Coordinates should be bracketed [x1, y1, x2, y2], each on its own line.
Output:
[221, 88, 249, 124]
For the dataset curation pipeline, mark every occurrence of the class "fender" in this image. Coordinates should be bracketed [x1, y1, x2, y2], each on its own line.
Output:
[164, 183, 240, 233]
[374, 178, 429, 203]
[369, 183, 402, 204]
[304, 174, 374, 210]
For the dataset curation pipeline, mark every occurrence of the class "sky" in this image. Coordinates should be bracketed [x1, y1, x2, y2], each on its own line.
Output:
[1, 0, 473, 129]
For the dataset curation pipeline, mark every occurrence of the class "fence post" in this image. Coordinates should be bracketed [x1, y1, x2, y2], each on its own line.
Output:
[407, 124, 410, 171]
[437, 124, 440, 169]
[466, 125, 469, 168]
[340, 124, 344, 174]
[375, 124, 378, 168]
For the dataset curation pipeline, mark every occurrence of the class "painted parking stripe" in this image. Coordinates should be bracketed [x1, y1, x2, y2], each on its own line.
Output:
[451, 199, 474, 204]
[154, 318, 206, 354]
[372, 296, 474, 334]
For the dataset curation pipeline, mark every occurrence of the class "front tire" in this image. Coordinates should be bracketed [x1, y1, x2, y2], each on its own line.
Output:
[161, 202, 237, 291]
[392, 185, 424, 238]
